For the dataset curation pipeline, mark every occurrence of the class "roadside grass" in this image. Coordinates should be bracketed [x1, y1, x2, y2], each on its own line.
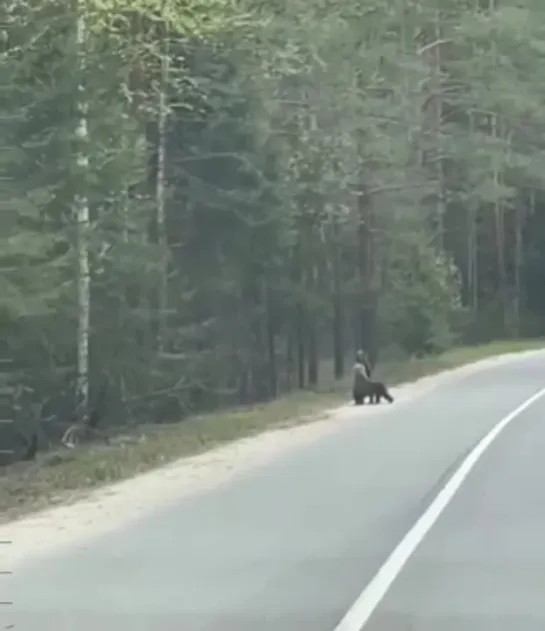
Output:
[0, 338, 543, 522]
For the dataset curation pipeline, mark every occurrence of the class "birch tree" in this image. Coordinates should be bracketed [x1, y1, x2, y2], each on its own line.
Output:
[155, 3, 169, 353]
[73, 0, 91, 424]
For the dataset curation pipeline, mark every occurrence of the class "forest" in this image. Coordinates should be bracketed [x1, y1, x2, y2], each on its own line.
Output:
[2, 0, 545, 459]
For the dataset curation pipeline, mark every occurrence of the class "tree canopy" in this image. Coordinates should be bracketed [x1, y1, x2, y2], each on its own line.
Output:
[2, 0, 545, 456]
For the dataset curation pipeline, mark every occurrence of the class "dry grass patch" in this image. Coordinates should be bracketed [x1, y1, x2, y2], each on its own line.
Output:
[0, 339, 543, 522]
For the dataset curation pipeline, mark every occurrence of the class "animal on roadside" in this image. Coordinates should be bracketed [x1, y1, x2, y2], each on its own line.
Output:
[352, 349, 372, 404]
[352, 349, 393, 405]
[361, 379, 394, 404]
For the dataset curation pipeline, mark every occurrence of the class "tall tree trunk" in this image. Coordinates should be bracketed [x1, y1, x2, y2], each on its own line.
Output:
[292, 237, 306, 389]
[250, 281, 267, 401]
[286, 328, 294, 391]
[264, 280, 277, 398]
[295, 304, 306, 389]
[0, 358, 15, 463]
[467, 111, 479, 312]
[355, 188, 377, 365]
[332, 216, 344, 379]
[433, 10, 445, 249]
[156, 15, 169, 353]
[491, 114, 507, 331]
[468, 202, 479, 312]
[75, 0, 90, 421]
[513, 201, 523, 338]
[307, 261, 318, 387]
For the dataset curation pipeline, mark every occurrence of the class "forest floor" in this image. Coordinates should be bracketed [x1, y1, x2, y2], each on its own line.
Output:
[0, 339, 543, 526]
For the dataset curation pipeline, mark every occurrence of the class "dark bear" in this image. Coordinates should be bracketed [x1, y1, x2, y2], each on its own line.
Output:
[364, 380, 394, 404]
[352, 349, 393, 405]
[353, 380, 394, 405]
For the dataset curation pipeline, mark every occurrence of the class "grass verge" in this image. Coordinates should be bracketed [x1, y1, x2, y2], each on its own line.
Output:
[0, 339, 543, 523]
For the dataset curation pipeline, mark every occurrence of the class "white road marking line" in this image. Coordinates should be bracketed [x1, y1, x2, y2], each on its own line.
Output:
[333, 385, 545, 631]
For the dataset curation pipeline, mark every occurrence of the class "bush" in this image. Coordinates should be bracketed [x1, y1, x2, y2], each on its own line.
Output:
[380, 235, 465, 356]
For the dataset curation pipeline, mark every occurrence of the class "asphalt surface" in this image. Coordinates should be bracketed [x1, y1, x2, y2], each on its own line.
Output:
[4, 352, 545, 630]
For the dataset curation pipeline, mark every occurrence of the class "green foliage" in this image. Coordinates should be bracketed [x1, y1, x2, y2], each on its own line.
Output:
[2, 0, 545, 454]
[381, 235, 465, 356]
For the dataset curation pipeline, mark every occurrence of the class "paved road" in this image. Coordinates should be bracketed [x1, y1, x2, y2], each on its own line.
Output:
[4, 352, 545, 630]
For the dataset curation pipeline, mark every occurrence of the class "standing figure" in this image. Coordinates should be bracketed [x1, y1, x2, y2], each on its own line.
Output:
[352, 349, 394, 405]
[352, 349, 372, 405]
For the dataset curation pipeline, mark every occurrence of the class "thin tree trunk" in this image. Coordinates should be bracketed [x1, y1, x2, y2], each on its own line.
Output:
[467, 111, 479, 312]
[156, 15, 169, 353]
[468, 202, 479, 311]
[487, 0, 506, 331]
[286, 328, 294, 391]
[332, 216, 344, 379]
[250, 282, 267, 401]
[75, 0, 90, 421]
[355, 187, 377, 363]
[433, 10, 445, 249]
[513, 201, 523, 338]
[493, 122, 505, 288]
[292, 237, 306, 389]
[296, 304, 306, 389]
[0, 358, 15, 463]
[120, 189, 129, 243]
[264, 280, 277, 398]
[307, 261, 318, 387]
[491, 115, 507, 331]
